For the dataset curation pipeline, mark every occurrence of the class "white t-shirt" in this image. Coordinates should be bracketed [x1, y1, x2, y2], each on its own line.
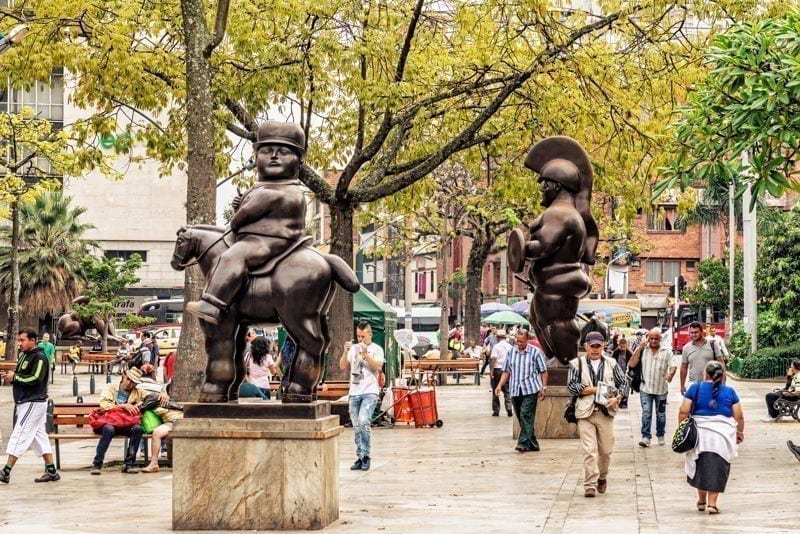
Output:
[347, 342, 385, 396]
[463, 346, 481, 360]
[490, 340, 512, 369]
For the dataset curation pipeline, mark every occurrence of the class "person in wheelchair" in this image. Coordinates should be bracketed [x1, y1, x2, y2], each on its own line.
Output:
[761, 360, 800, 422]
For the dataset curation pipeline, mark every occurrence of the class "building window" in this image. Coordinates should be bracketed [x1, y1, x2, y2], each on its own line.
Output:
[646, 206, 681, 232]
[645, 260, 681, 283]
[686, 260, 697, 271]
[104, 250, 148, 263]
[0, 68, 65, 176]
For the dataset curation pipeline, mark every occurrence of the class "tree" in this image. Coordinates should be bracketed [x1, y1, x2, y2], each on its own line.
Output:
[658, 9, 800, 206]
[73, 254, 142, 352]
[0, 190, 95, 316]
[0, 109, 106, 359]
[683, 254, 743, 320]
[756, 207, 800, 321]
[2, 0, 759, 384]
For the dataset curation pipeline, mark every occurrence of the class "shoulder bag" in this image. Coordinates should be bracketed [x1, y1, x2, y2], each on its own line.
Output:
[563, 357, 583, 424]
[672, 384, 701, 453]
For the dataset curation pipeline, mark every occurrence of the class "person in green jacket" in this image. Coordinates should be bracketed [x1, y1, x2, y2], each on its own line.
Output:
[37, 333, 56, 366]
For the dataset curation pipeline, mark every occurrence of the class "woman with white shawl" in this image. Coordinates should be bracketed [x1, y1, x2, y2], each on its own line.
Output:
[677, 360, 745, 514]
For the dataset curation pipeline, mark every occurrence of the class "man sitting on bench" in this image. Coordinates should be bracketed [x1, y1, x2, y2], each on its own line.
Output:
[91, 367, 145, 475]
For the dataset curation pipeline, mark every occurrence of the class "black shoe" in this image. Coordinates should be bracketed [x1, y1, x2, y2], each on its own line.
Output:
[788, 440, 800, 462]
[34, 471, 60, 483]
[0, 471, 9, 484]
[122, 465, 139, 474]
[90, 465, 102, 475]
[491, 413, 499, 417]
[350, 458, 363, 470]
[360, 456, 370, 471]
[507, 411, 513, 417]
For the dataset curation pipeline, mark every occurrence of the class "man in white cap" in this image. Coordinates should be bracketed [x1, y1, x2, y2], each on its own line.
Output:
[489, 329, 513, 417]
[91, 367, 146, 475]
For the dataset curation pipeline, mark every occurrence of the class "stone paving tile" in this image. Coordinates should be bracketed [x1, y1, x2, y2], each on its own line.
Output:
[0, 371, 797, 532]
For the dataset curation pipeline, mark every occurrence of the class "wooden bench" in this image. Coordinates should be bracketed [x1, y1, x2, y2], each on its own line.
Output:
[403, 358, 481, 385]
[47, 402, 155, 469]
[59, 352, 116, 374]
[0, 361, 15, 386]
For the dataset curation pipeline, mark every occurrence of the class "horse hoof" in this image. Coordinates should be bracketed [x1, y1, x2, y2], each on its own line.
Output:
[198, 382, 228, 403]
[282, 383, 316, 403]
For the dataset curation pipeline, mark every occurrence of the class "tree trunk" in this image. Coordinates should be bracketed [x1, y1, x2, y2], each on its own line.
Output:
[464, 231, 493, 344]
[173, 0, 217, 401]
[326, 202, 355, 381]
[438, 243, 450, 356]
[4, 200, 20, 361]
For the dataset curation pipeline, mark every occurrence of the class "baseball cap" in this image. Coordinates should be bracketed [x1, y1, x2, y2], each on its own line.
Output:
[585, 331, 605, 346]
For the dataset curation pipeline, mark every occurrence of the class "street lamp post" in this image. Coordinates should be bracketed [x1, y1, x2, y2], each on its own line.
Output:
[0, 25, 29, 55]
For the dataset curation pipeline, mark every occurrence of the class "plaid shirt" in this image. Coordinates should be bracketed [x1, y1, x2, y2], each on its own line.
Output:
[502, 345, 548, 397]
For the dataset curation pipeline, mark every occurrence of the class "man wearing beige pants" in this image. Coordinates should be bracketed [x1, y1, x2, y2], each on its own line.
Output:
[567, 331, 627, 497]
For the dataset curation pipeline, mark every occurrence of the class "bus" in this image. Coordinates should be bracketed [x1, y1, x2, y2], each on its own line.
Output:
[658, 301, 726, 353]
[138, 298, 184, 325]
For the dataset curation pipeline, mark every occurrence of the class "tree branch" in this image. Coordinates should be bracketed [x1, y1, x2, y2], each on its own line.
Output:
[224, 98, 258, 135]
[299, 164, 335, 204]
[204, 0, 231, 56]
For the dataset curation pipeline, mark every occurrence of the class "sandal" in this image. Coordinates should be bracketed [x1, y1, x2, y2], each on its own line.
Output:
[707, 505, 719, 515]
[696, 501, 706, 512]
[141, 465, 160, 473]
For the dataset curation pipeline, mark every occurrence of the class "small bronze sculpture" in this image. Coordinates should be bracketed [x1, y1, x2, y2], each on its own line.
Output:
[174, 121, 360, 403]
[508, 136, 599, 365]
[56, 296, 124, 345]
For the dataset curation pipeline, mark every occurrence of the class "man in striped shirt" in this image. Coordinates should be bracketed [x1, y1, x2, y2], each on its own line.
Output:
[495, 329, 548, 452]
[627, 327, 676, 447]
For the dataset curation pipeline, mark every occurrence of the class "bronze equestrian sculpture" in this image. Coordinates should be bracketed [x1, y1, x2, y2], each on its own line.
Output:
[508, 136, 599, 366]
[174, 122, 359, 403]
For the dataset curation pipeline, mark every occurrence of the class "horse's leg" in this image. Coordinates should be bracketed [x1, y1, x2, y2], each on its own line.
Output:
[281, 314, 326, 403]
[228, 324, 248, 402]
[198, 314, 238, 403]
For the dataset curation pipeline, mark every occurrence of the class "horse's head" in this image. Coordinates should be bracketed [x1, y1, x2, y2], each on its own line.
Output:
[171, 226, 194, 271]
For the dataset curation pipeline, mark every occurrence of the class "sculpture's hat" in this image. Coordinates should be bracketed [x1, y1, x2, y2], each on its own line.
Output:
[524, 136, 599, 265]
[253, 121, 306, 156]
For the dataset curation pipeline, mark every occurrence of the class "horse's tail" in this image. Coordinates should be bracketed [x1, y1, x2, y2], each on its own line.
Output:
[323, 254, 360, 293]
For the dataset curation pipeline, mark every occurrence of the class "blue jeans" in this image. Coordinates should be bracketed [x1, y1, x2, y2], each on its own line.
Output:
[349, 393, 379, 458]
[639, 392, 667, 439]
[93, 424, 143, 467]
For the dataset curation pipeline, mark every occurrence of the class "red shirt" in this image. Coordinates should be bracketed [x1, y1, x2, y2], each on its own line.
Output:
[164, 352, 176, 381]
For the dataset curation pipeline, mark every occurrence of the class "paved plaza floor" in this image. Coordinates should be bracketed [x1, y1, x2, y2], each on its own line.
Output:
[0, 370, 796, 533]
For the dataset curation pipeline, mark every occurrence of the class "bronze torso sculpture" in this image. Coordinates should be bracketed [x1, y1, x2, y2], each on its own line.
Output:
[508, 136, 599, 366]
[175, 122, 360, 403]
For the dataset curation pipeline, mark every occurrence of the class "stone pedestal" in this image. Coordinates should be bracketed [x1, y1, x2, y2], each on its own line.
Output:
[511, 386, 578, 439]
[172, 401, 343, 531]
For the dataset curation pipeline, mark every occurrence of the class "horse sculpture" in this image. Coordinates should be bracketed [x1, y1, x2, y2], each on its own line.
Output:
[171, 224, 360, 402]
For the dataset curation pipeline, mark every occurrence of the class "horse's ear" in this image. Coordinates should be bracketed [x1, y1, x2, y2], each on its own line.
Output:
[177, 225, 187, 236]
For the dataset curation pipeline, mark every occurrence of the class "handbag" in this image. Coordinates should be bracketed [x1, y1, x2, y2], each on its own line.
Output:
[89, 407, 142, 431]
[563, 357, 582, 424]
[672, 384, 701, 453]
[140, 410, 162, 434]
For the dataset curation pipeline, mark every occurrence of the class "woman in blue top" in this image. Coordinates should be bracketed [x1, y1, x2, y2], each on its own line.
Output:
[678, 360, 745, 515]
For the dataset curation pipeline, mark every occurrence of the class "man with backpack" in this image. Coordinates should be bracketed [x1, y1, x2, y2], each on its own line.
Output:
[679, 321, 722, 395]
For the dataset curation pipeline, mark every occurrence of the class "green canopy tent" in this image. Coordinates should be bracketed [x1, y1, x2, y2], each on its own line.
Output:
[353, 287, 399, 381]
[483, 310, 530, 326]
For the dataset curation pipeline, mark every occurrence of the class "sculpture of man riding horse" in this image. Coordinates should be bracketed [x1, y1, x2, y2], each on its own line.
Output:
[173, 121, 359, 403]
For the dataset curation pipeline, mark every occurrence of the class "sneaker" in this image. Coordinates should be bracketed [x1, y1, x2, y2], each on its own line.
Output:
[761, 415, 779, 423]
[121, 465, 139, 474]
[788, 441, 800, 462]
[360, 456, 370, 471]
[657, 436, 666, 446]
[491, 413, 499, 417]
[0, 471, 9, 484]
[507, 411, 513, 417]
[597, 479, 607, 494]
[90, 465, 101, 475]
[34, 471, 61, 483]
[639, 438, 651, 448]
[584, 488, 596, 498]
[350, 458, 363, 470]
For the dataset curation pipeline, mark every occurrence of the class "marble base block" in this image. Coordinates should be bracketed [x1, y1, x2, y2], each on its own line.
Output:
[172, 403, 344, 530]
[511, 386, 578, 439]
